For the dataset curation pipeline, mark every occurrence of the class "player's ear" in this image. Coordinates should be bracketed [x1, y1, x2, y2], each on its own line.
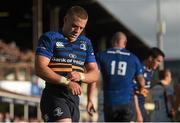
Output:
[149, 56, 153, 62]
[124, 39, 127, 46]
[64, 16, 67, 23]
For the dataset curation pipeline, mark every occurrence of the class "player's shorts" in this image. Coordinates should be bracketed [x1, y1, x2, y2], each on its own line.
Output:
[40, 88, 80, 122]
[104, 103, 133, 122]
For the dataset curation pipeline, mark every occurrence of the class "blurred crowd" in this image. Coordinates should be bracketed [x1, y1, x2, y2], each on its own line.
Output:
[0, 39, 34, 63]
[0, 39, 36, 81]
[0, 39, 42, 122]
[0, 39, 180, 122]
[0, 112, 41, 122]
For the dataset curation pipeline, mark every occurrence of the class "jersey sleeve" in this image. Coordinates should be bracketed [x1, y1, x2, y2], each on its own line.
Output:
[35, 33, 55, 59]
[134, 55, 143, 76]
[85, 39, 96, 63]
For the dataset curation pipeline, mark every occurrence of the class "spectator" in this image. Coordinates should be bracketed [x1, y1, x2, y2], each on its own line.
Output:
[174, 77, 180, 121]
[0, 112, 4, 122]
[4, 112, 13, 123]
[150, 69, 175, 121]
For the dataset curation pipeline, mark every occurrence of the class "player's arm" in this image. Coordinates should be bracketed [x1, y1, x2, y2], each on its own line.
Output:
[136, 74, 145, 88]
[134, 75, 145, 122]
[84, 62, 99, 83]
[136, 74, 149, 97]
[68, 62, 99, 84]
[134, 94, 143, 122]
[86, 82, 96, 116]
[35, 55, 62, 84]
[35, 55, 82, 95]
[134, 55, 147, 96]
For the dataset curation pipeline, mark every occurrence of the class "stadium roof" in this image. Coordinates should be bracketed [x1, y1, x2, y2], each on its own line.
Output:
[0, 0, 148, 59]
[97, 0, 180, 60]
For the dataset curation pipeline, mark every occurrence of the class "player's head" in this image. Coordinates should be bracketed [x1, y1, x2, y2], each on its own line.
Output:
[111, 31, 127, 48]
[158, 69, 172, 85]
[63, 6, 88, 42]
[146, 47, 165, 70]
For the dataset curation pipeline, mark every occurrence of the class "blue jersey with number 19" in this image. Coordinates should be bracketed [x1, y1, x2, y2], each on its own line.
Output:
[97, 48, 143, 105]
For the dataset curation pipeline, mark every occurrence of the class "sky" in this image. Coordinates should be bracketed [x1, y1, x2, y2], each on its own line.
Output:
[97, 0, 180, 60]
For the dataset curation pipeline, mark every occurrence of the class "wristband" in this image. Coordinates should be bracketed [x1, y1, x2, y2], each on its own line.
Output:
[60, 76, 70, 85]
[79, 73, 85, 81]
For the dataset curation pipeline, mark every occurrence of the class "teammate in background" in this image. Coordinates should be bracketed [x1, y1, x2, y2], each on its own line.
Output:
[150, 69, 175, 121]
[174, 77, 180, 121]
[35, 6, 99, 122]
[134, 47, 165, 122]
[97, 32, 145, 122]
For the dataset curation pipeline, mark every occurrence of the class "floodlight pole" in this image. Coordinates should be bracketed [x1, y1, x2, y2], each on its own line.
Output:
[33, 0, 43, 51]
[157, 0, 166, 70]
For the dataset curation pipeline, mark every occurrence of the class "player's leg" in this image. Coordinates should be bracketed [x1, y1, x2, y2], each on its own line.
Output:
[67, 96, 80, 122]
[40, 90, 72, 122]
[104, 104, 132, 122]
[103, 105, 114, 122]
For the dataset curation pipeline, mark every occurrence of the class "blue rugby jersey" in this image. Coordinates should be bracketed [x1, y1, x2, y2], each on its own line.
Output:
[36, 31, 96, 85]
[134, 63, 154, 108]
[97, 48, 143, 105]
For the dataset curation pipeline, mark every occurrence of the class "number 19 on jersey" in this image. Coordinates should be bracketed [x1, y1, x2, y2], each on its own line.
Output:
[110, 60, 127, 76]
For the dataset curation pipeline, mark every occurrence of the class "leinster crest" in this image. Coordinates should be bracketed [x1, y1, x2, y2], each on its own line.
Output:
[80, 41, 87, 51]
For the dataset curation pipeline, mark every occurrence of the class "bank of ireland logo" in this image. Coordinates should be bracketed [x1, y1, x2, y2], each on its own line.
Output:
[69, 53, 77, 59]
[80, 42, 87, 51]
[56, 41, 64, 48]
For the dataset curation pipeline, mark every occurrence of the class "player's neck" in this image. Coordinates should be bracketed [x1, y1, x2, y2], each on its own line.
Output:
[143, 60, 152, 71]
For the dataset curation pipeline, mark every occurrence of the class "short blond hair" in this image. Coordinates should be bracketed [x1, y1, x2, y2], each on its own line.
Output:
[66, 6, 88, 20]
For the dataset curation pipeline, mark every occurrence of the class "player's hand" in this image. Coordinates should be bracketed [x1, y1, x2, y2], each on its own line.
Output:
[68, 81, 82, 95]
[86, 100, 96, 116]
[68, 71, 83, 82]
[140, 88, 149, 97]
[169, 108, 176, 120]
[136, 88, 149, 97]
